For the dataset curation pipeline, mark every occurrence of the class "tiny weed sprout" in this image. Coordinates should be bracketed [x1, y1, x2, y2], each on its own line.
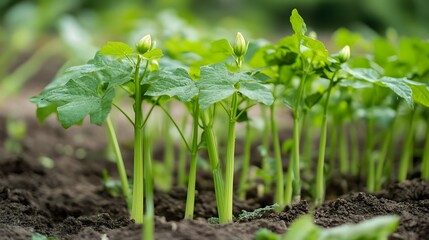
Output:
[29, 7, 429, 240]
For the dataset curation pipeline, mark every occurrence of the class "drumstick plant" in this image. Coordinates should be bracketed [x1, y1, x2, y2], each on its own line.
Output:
[29, 9, 429, 240]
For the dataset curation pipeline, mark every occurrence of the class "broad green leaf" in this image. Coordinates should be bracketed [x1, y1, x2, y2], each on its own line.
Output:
[197, 64, 273, 109]
[143, 48, 163, 60]
[99, 42, 133, 59]
[239, 82, 274, 105]
[35, 104, 57, 124]
[36, 75, 114, 128]
[379, 77, 413, 108]
[342, 65, 381, 83]
[320, 215, 399, 240]
[302, 36, 329, 63]
[290, 9, 307, 36]
[45, 64, 108, 90]
[342, 65, 414, 108]
[31, 54, 132, 124]
[47, 54, 132, 91]
[145, 68, 198, 102]
[211, 39, 234, 56]
[197, 64, 240, 109]
[405, 80, 429, 108]
[282, 215, 320, 240]
[338, 79, 372, 89]
[277, 35, 299, 52]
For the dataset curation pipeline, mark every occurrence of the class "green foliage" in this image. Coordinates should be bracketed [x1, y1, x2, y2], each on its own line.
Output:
[145, 68, 198, 102]
[31, 232, 60, 240]
[342, 64, 429, 109]
[197, 64, 273, 109]
[255, 215, 399, 240]
[29, 7, 429, 235]
[31, 54, 132, 126]
[100, 42, 134, 59]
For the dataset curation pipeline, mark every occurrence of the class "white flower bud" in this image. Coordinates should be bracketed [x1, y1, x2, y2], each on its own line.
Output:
[136, 34, 152, 54]
[339, 45, 350, 63]
[233, 32, 248, 58]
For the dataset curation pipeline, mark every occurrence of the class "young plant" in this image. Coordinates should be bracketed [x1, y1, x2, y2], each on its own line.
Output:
[3, 118, 27, 154]
[258, 9, 330, 205]
[255, 215, 400, 240]
[313, 45, 350, 205]
[197, 32, 274, 223]
[30, 34, 202, 240]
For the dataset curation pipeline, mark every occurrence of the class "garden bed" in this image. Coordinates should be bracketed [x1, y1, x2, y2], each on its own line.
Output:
[1, 115, 428, 240]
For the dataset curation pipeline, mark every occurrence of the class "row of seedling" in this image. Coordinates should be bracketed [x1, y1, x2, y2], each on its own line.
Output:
[31, 9, 429, 239]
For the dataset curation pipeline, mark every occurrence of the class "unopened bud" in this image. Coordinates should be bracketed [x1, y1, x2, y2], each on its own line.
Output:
[339, 45, 350, 63]
[150, 60, 159, 71]
[233, 32, 248, 58]
[136, 34, 152, 54]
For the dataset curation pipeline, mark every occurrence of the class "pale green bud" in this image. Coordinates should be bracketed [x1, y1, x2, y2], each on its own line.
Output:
[150, 60, 159, 71]
[339, 45, 350, 63]
[233, 32, 248, 58]
[309, 31, 318, 39]
[136, 34, 152, 54]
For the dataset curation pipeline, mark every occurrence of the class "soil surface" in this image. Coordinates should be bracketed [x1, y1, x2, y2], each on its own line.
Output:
[1, 114, 429, 240]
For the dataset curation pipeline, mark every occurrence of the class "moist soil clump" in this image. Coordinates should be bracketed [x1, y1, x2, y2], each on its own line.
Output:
[1, 116, 429, 240]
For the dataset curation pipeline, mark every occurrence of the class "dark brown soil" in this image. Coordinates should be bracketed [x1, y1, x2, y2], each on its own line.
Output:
[1, 115, 429, 240]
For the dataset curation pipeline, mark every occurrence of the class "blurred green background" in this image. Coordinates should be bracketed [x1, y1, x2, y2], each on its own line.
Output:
[0, 0, 428, 101]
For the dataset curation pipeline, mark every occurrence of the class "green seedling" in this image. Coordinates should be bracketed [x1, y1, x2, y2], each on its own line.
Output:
[4, 118, 26, 154]
[29, 9, 429, 240]
[255, 215, 400, 240]
[31, 34, 192, 239]
[198, 34, 274, 222]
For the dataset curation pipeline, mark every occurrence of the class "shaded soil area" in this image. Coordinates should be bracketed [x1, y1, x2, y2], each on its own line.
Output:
[1, 116, 429, 240]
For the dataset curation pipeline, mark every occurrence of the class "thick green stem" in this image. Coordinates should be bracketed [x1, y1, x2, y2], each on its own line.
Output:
[201, 110, 226, 221]
[350, 119, 360, 176]
[315, 80, 333, 205]
[184, 101, 200, 219]
[224, 92, 238, 223]
[291, 69, 307, 201]
[375, 123, 394, 191]
[338, 123, 349, 174]
[302, 111, 313, 170]
[238, 121, 252, 200]
[178, 114, 189, 187]
[398, 110, 416, 182]
[270, 104, 285, 208]
[143, 129, 154, 240]
[422, 119, 429, 180]
[328, 120, 338, 174]
[131, 57, 144, 224]
[284, 159, 294, 205]
[105, 116, 130, 206]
